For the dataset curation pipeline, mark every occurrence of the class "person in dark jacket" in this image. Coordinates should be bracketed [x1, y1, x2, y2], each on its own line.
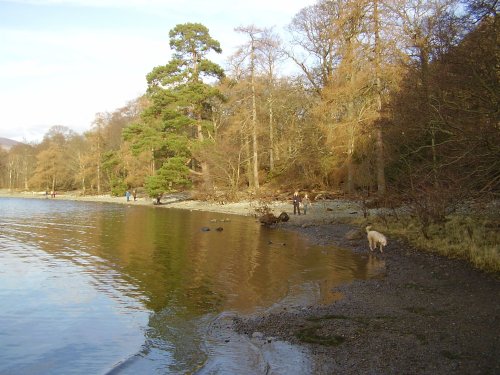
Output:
[292, 191, 302, 215]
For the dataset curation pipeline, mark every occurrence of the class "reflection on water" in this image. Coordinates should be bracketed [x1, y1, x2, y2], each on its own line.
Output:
[0, 197, 384, 374]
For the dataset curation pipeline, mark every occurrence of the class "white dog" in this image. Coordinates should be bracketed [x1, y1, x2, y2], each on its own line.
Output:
[366, 226, 387, 253]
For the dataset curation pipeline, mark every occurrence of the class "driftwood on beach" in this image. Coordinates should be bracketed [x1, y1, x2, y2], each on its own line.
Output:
[259, 211, 289, 226]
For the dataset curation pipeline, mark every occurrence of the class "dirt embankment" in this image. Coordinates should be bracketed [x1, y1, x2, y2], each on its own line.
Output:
[234, 222, 500, 374]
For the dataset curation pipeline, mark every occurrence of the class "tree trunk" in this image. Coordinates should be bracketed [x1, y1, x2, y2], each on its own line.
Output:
[97, 161, 101, 195]
[197, 119, 213, 193]
[346, 119, 355, 194]
[8, 161, 13, 193]
[268, 96, 274, 172]
[419, 41, 438, 186]
[151, 147, 155, 175]
[24, 162, 29, 191]
[244, 127, 252, 188]
[250, 42, 260, 190]
[376, 125, 386, 193]
[374, 0, 386, 195]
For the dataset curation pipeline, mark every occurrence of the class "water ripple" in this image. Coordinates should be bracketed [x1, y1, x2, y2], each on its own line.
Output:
[0, 197, 385, 374]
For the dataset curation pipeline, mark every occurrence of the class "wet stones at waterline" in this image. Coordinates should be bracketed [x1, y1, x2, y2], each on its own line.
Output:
[259, 212, 289, 226]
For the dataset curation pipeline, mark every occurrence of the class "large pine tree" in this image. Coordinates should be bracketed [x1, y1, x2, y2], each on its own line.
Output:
[126, 23, 225, 198]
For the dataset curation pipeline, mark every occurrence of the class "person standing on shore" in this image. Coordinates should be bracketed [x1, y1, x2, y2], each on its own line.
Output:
[303, 193, 311, 215]
[292, 191, 302, 215]
[132, 189, 137, 201]
[125, 190, 131, 202]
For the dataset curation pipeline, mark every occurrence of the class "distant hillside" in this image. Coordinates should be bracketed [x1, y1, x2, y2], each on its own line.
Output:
[0, 137, 21, 151]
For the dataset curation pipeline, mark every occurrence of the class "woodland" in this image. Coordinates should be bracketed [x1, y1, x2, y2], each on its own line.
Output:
[1, 0, 498, 269]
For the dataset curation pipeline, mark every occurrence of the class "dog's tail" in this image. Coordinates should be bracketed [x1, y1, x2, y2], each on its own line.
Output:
[365, 225, 372, 233]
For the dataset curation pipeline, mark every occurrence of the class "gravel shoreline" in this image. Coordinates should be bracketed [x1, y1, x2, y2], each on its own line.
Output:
[2, 191, 499, 373]
[235, 222, 500, 374]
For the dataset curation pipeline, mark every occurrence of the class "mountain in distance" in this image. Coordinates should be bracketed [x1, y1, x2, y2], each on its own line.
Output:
[0, 137, 22, 151]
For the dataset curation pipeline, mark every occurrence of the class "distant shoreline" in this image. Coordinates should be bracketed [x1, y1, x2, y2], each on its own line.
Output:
[0, 190, 364, 223]
[0, 190, 273, 217]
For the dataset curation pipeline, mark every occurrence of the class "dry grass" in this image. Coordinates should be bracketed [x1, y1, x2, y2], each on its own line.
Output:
[362, 214, 500, 273]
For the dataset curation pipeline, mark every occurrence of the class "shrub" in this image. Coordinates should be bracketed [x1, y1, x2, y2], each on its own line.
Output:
[110, 178, 127, 197]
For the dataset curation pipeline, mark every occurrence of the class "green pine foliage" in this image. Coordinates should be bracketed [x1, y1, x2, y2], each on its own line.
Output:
[145, 157, 191, 198]
[135, 22, 225, 197]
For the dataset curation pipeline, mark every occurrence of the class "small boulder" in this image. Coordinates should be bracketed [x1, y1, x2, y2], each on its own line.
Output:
[278, 211, 289, 222]
[260, 211, 290, 226]
[259, 213, 279, 225]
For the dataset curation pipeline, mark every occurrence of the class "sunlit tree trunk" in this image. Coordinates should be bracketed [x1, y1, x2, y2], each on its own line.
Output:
[51, 159, 56, 194]
[346, 105, 356, 194]
[242, 124, 252, 187]
[88, 115, 107, 194]
[346, 136, 355, 193]
[97, 162, 101, 195]
[260, 28, 281, 174]
[343, 37, 357, 195]
[23, 160, 29, 190]
[374, 0, 386, 195]
[250, 38, 260, 190]
[196, 114, 213, 192]
[77, 151, 86, 195]
[96, 124, 103, 194]
[8, 160, 13, 192]
[268, 95, 275, 172]
[236, 25, 264, 190]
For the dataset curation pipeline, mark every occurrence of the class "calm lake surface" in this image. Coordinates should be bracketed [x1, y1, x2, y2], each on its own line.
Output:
[0, 197, 383, 374]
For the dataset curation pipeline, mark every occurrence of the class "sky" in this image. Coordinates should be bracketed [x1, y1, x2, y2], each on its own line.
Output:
[0, 0, 317, 143]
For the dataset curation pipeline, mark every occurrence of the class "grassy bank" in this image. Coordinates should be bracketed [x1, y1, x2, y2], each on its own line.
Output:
[353, 213, 500, 273]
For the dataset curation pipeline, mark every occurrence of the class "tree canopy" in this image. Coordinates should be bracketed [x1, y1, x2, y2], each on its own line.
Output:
[1, 4, 497, 202]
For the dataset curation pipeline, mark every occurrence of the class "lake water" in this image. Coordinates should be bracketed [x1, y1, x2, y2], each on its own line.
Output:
[0, 197, 383, 374]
